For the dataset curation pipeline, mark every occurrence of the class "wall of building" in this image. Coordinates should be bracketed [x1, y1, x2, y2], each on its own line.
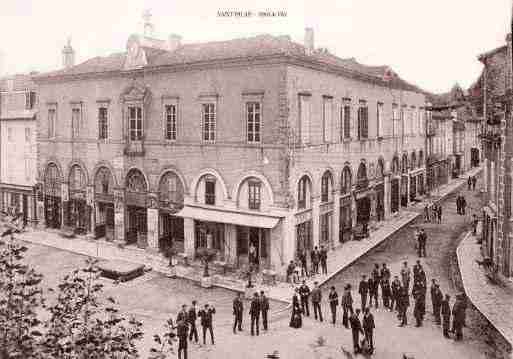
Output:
[0, 119, 36, 186]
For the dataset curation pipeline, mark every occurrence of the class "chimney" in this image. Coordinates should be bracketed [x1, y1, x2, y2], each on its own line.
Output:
[168, 34, 182, 52]
[62, 37, 75, 69]
[304, 27, 314, 55]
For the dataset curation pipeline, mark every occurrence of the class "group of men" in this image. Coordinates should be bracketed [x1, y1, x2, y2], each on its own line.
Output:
[424, 203, 442, 223]
[467, 176, 478, 191]
[456, 195, 468, 215]
[287, 245, 329, 283]
[233, 290, 270, 336]
[175, 301, 216, 359]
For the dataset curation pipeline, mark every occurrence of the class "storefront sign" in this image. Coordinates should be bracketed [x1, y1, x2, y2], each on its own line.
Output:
[295, 209, 312, 225]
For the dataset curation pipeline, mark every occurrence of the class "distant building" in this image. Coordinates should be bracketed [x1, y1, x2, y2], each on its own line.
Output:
[478, 33, 512, 279]
[0, 73, 38, 224]
[34, 21, 427, 274]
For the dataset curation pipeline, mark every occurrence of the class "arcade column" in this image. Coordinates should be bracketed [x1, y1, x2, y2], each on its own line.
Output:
[113, 189, 125, 243]
[146, 193, 159, 251]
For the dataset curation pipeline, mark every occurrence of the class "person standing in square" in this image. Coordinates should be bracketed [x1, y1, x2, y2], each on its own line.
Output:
[328, 286, 339, 325]
[311, 281, 323, 322]
[260, 291, 270, 331]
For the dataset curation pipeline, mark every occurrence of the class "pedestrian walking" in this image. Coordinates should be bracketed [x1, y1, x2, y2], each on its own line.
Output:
[437, 204, 443, 224]
[398, 286, 409, 327]
[358, 275, 369, 311]
[472, 214, 479, 235]
[456, 195, 461, 215]
[472, 176, 477, 191]
[413, 260, 426, 285]
[232, 293, 243, 333]
[467, 176, 472, 191]
[249, 293, 260, 336]
[299, 249, 308, 278]
[286, 260, 295, 284]
[431, 205, 438, 223]
[417, 229, 427, 258]
[290, 289, 302, 329]
[198, 304, 216, 345]
[452, 295, 465, 341]
[368, 275, 379, 309]
[400, 262, 411, 292]
[341, 284, 354, 328]
[188, 300, 199, 343]
[413, 283, 426, 327]
[391, 276, 402, 312]
[461, 196, 467, 215]
[311, 247, 320, 275]
[260, 291, 270, 331]
[177, 304, 188, 323]
[298, 280, 311, 316]
[320, 245, 328, 275]
[349, 309, 365, 354]
[311, 281, 323, 322]
[441, 294, 451, 338]
[380, 263, 391, 283]
[177, 319, 189, 359]
[362, 307, 375, 353]
[381, 277, 391, 309]
[371, 263, 381, 285]
[431, 282, 442, 325]
[328, 286, 339, 325]
[424, 204, 430, 222]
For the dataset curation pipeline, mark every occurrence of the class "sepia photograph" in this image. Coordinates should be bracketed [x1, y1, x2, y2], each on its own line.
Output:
[0, 0, 512, 358]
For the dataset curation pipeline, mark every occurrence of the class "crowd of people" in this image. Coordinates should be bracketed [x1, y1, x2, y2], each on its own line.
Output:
[289, 259, 467, 355]
[286, 245, 329, 284]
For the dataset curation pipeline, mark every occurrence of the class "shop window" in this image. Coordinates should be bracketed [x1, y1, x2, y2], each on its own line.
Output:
[321, 171, 332, 202]
[341, 166, 352, 194]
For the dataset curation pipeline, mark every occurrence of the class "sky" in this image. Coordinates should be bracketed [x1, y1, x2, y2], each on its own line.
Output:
[0, 0, 511, 94]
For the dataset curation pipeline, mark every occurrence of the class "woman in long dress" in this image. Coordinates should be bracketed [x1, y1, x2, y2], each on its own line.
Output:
[290, 288, 302, 328]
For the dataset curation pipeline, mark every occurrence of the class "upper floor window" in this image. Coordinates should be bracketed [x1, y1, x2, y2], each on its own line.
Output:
[25, 127, 31, 143]
[25, 91, 36, 110]
[299, 94, 312, 145]
[376, 102, 384, 138]
[165, 104, 177, 141]
[341, 99, 351, 139]
[71, 108, 81, 138]
[128, 106, 143, 140]
[98, 107, 108, 140]
[205, 177, 216, 205]
[248, 180, 261, 210]
[322, 96, 333, 143]
[400, 106, 406, 136]
[297, 175, 310, 209]
[357, 100, 368, 139]
[392, 103, 398, 137]
[246, 102, 261, 143]
[410, 106, 416, 135]
[202, 103, 216, 142]
[48, 108, 56, 138]
[341, 166, 352, 194]
[321, 171, 332, 202]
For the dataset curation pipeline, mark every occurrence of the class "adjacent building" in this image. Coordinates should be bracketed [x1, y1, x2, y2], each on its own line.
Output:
[34, 22, 427, 274]
[478, 33, 512, 279]
[0, 74, 38, 224]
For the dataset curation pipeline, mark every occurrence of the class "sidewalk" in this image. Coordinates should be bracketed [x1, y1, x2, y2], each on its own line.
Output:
[19, 166, 482, 304]
[457, 231, 513, 358]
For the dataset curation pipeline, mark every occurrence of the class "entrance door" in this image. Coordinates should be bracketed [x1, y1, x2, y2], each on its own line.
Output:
[356, 197, 370, 225]
[391, 179, 400, 213]
[44, 196, 61, 229]
[296, 220, 312, 257]
[159, 212, 185, 253]
[69, 198, 88, 234]
[126, 206, 147, 244]
[95, 202, 114, 240]
[339, 205, 352, 243]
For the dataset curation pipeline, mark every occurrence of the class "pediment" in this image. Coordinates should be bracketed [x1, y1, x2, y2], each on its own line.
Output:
[121, 83, 151, 103]
[124, 34, 148, 70]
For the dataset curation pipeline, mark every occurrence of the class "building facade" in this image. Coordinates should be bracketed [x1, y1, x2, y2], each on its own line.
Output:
[35, 26, 427, 274]
[0, 74, 38, 224]
[479, 33, 512, 279]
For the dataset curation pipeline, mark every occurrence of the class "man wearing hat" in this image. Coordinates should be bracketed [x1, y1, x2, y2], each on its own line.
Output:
[260, 290, 270, 331]
[341, 284, 354, 328]
[328, 286, 339, 325]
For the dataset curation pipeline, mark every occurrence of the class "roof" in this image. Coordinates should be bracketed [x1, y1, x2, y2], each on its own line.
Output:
[478, 44, 508, 63]
[35, 34, 425, 93]
[0, 73, 37, 92]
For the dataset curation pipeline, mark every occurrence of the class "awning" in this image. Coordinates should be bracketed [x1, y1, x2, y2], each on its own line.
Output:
[0, 109, 37, 120]
[175, 206, 281, 229]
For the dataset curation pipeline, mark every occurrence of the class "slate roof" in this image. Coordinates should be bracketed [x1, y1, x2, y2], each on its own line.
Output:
[0, 73, 37, 92]
[35, 34, 425, 93]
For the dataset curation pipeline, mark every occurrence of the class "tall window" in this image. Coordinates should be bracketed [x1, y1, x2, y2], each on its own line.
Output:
[98, 107, 108, 140]
[400, 106, 406, 137]
[299, 94, 311, 144]
[342, 99, 351, 139]
[248, 180, 261, 210]
[357, 100, 368, 139]
[321, 172, 331, 202]
[205, 177, 216, 205]
[165, 104, 177, 140]
[376, 102, 384, 138]
[297, 176, 310, 209]
[322, 96, 333, 143]
[392, 104, 398, 137]
[71, 108, 81, 138]
[128, 106, 143, 140]
[25, 91, 36, 110]
[202, 103, 216, 142]
[410, 106, 416, 135]
[48, 108, 56, 138]
[246, 102, 261, 143]
[341, 166, 352, 194]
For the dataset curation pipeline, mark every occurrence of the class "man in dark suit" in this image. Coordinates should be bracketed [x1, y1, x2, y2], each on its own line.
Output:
[249, 292, 261, 336]
[233, 293, 243, 333]
[260, 290, 270, 331]
[177, 304, 188, 324]
[311, 281, 323, 322]
[177, 319, 189, 359]
[362, 307, 375, 352]
[358, 275, 369, 311]
[328, 286, 339, 325]
[441, 294, 451, 338]
[187, 300, 199, 343]
[349, 309, 364, 354]
[298, 280, 311, 316]
[198, 303, 216, 345]
[320, 245, 328, 275]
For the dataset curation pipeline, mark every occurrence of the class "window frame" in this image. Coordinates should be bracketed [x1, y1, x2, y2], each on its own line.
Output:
[47, 104, 57, 138]
[202, 103, 216, 143]
[357, 100, 368, 140]
[246, 101, 262, 144]
[322, 95, 333, 143]
[298, 93, 312, 145]
[297, 176, 309, 210]
[321, 172, 331, 203]
[128, 105, 143, 141]
[25, 127, 31, 143]
[98, 106, 108, 140]
[377, 102, 384, 138]
[205, 177, 216, 205]
[248, 180, 262, 210]
[165, 104, 177, 141]
[342, 98, 351, 139]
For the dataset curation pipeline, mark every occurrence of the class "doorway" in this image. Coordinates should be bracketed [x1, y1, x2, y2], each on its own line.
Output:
[44, 196, 61, 229]
[296, 220, 312, 258]
[95, 202, 114, 240]
[126, 206, 147, 244]
[159, 212, 184, 253]
[391, 178, 400, 213]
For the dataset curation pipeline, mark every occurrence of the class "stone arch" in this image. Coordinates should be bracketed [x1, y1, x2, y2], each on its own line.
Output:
[232, 171, 275, 206]
[376, 157, 385, 179]
[66, 160, 90, 186]
[341, 165, 353, 194]
[125, 167, 149, 192]
[391, 155, 400, 175]
[157, 169, 186, 208]
[357, 161, 368, 182]
[190, 168, 229, 201]
[91, 161, 119, 189]
[68, 164, 87, 192]
[320, 169, 335, 202]
[401, 153, 408, 174]
[93, 166, 116, 196]
[296, 172, 313, 209]
[43, 161, 63, 196]
[41, 158, 64, 183]
[156, 166, 188, 195]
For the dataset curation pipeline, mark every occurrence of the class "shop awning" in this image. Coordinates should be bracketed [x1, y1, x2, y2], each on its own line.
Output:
[175, 206, 281, 229]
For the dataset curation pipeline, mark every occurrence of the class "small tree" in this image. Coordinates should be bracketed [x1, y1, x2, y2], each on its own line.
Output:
[0, 229, 44, 359]
[148, 318, 176, 359]
[195, 248, 217, 277]
[39, 258, 144, 359]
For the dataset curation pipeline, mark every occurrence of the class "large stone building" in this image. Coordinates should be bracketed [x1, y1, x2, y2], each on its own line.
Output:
[34, 23, 427, 273]
[478, 33, 512, 279]
[0, 73, 38, 224]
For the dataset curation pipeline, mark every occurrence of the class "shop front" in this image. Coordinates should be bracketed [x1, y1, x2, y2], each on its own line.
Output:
[158, 171, 185, 253]
[236, 225, 269, 270]
[339, 195, 352, 243]
[44, 163, 62, 229]
[125, 169, 148, 245]
[94, 167, 115, 240]
[390, 177, 400, 213]
[374, 183, 384, 221]
[400, 175, 408, 207]
[67, 165, 90, 234]
[355, 190, 371, 226]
